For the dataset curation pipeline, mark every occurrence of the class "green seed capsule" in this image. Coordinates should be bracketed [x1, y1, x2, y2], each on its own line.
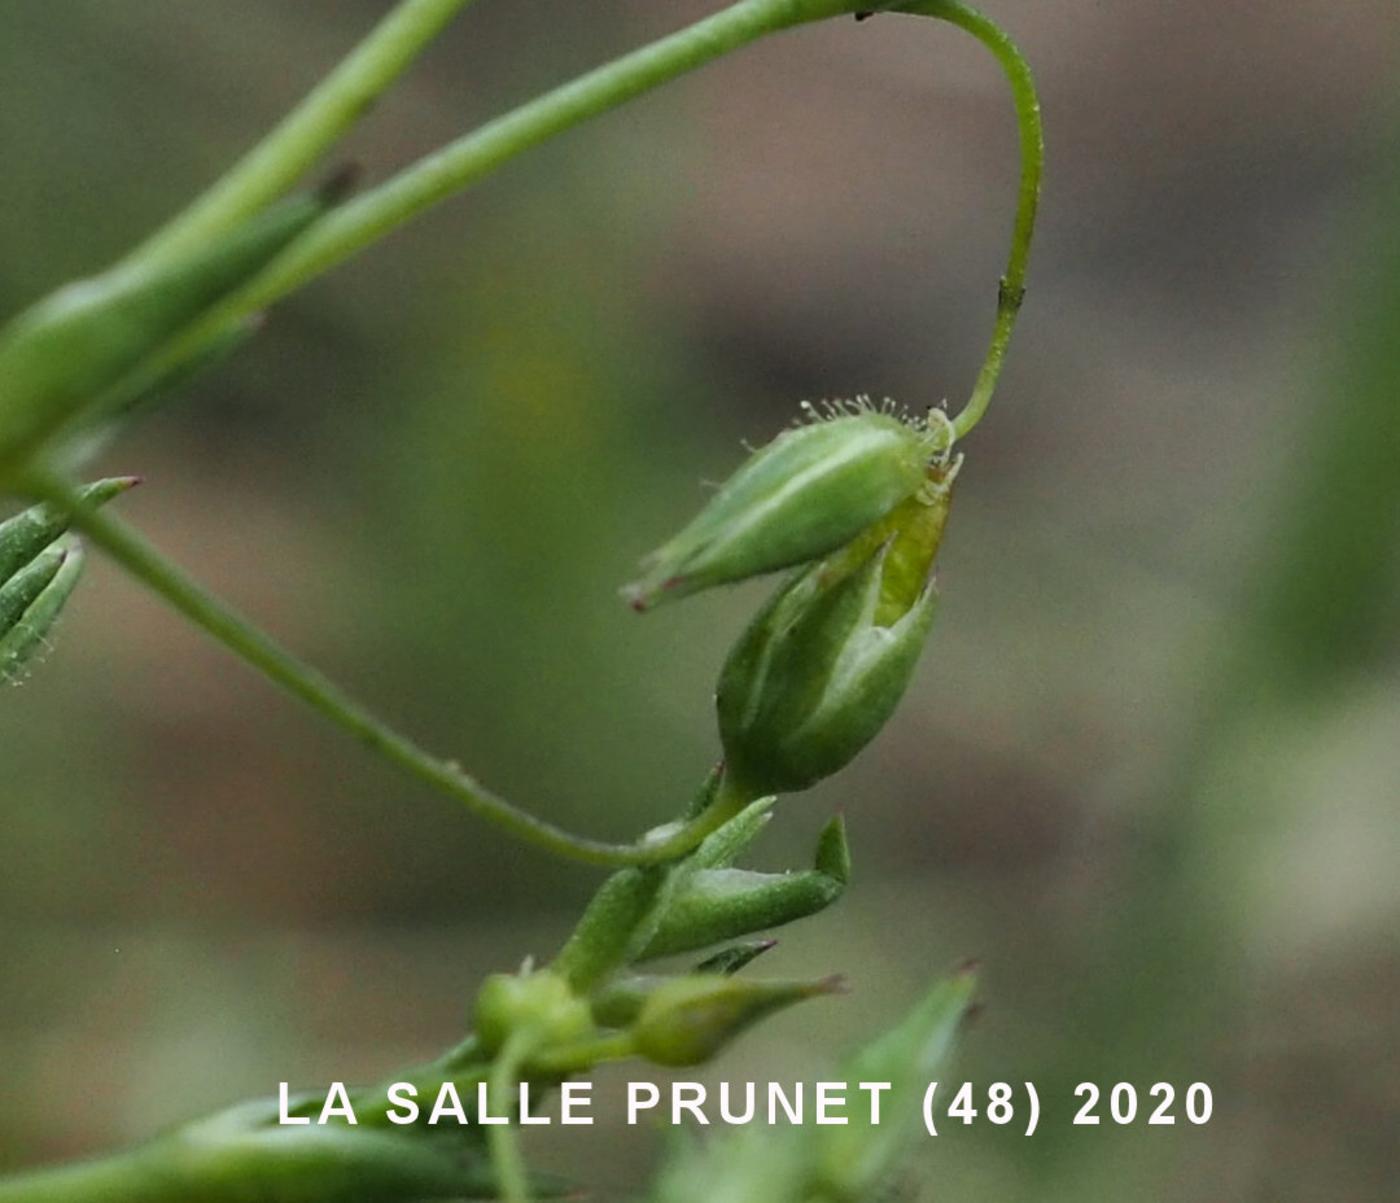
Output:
[632, 974, 843, 1068]
[713, 461, 955, 795]
[0, 477, 138, 585]
[715, 460, 953, 796]
[0, 187, 339, 472]
[0, 545, 85, 682]
[719, 551, 937, 795]
[625, 408, 937, 611]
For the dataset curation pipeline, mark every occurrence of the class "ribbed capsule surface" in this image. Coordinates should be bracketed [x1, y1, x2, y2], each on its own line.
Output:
[626, 412, 934, 611]
[716, 463, 954, 795]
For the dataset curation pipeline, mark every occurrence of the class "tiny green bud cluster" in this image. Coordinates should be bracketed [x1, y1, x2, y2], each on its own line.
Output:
[473, 968, 592, 1055]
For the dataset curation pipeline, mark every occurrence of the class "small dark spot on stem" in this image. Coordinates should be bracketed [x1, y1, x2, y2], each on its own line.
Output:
[318, 162, 363, 206]
[998, 278, 1026, 312]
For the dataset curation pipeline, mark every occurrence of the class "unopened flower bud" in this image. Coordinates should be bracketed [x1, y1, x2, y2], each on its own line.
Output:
[590, 942, 779, 1029]
[632, 974, 843, 1068]
[625, 408, 939, 611]
[474, 969, 592, 1055]
[716, 464, 953, 795]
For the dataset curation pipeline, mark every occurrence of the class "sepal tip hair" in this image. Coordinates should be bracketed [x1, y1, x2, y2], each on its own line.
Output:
[624, 408, 941, 612]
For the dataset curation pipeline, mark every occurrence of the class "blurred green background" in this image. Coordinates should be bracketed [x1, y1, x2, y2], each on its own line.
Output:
[2, 1, 1398, 1198]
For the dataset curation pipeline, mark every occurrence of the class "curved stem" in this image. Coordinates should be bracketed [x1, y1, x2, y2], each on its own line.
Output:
[133, 0, 482, 270]
[121, 0, 1038, 449]
[901, 1, 1043, 439]
[487, 1034, 534, 1203]
[24, 471, 744, 868]
[128, 0, 851, 387]
[228, 0, 836, 307]
[18, 1, 1040, 868]
[528, 1031, 637, 1076]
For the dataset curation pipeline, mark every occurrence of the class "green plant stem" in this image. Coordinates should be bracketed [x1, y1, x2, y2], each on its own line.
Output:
[223, 0, 846, 308]
[901, 1, 1043, 440]
[26, 471, 744, 868]
[120, 0, 1037, 451]
[487, 1034, 534, 1203]
[529, 1032, 638, 1076]
[17, 0, 1040, 868]
[0, 1025, 637, 1201]
[124, 0, 861, 390]
[0, 1150, 185, 1203]
[133, 0, 482, 270]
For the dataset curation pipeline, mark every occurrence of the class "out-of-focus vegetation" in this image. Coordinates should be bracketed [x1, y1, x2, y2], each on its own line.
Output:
[1, 1, 1396, 1198]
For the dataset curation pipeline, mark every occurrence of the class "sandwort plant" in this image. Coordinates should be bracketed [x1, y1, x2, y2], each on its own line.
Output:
[0, 2, 1042, 1199]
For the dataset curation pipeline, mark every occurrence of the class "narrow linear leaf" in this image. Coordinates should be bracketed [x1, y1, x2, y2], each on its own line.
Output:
[0, 547, 67, 634]
[0, 546, 85, 682]
[813, 966, 979, 1201]
[0, 476, 137, 584]
[694, 938, 778, 976]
